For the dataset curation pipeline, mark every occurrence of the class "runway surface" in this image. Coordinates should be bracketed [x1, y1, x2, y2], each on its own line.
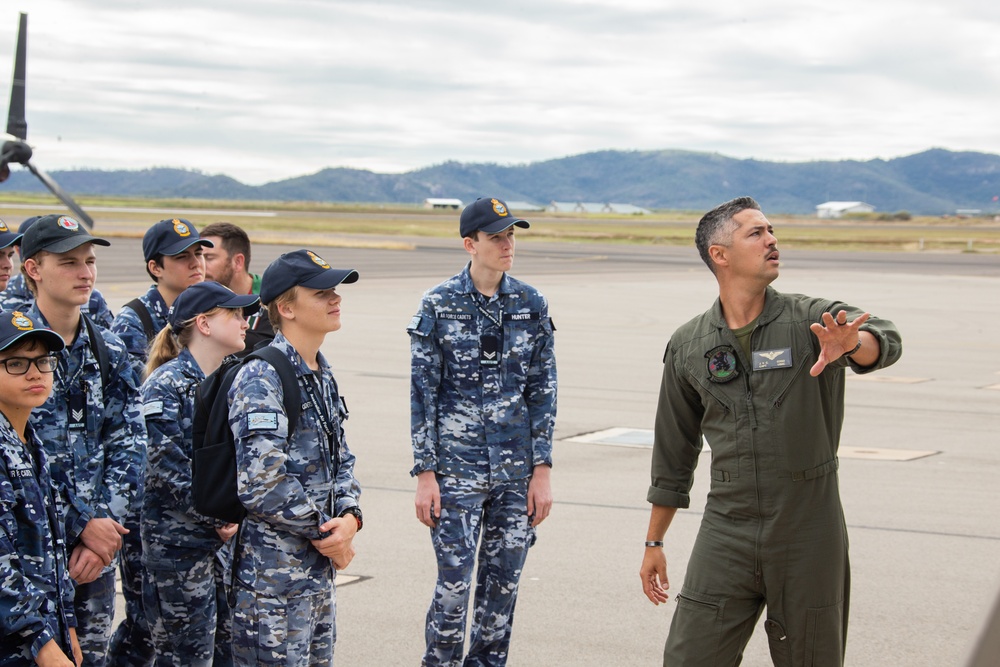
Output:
[87, 231, 998, 666]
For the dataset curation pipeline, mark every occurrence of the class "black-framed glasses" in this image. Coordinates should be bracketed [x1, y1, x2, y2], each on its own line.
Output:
[0, 354, 59, 375]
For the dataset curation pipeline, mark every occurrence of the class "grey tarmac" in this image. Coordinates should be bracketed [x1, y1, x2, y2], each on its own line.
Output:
[93, 231, 998, 666]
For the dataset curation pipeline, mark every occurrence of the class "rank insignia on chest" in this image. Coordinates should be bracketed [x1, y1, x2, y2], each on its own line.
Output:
[480, 334, 500, 367]
[68, 393, 87, 430]
[705, 345, 739, 383]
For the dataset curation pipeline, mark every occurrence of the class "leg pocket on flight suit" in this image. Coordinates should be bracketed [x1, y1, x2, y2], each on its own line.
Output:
[665, 590, 725, 664]
[764, 618, 792, 667]
[804, 600, 845, 667]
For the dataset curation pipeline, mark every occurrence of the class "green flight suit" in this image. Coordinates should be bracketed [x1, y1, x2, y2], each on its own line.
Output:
[648, 287, 902, 666]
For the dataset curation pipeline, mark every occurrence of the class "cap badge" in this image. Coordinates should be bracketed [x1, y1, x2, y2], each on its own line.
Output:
[307, 251, 331, 269]
[11, 311, 33, 331]
[57, 216, 80, 231]
[172, 219, 191, 237]
[491, 198, 508, 217]
[0, 221, 8, 233]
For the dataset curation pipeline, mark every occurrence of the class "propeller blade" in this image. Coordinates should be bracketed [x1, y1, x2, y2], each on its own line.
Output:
[6, 13, 27, 140]
[25, 162, 95, 229]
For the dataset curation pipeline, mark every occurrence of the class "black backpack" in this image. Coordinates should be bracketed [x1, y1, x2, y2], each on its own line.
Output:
[191, 345, 300, 524]
[82, 313, 111, 391]
[123, 297, 157, 344]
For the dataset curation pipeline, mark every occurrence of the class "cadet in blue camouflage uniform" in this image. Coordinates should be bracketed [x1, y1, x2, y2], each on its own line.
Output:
[409, 197, 557, 667]
[140, 282, 259, 666]
[112, 217, 213, 378]
[228, 250, 363, 667]
[20, 215, 146, 667]
[200, 222, 275, 354]
[0, 312, 81, 666]
[0, 218, 23, 296]
[0, 215, 114, 326]
[109, 217, 212, 666]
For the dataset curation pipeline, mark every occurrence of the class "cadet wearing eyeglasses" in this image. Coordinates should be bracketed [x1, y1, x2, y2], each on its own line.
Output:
[0, 311, 82, 666]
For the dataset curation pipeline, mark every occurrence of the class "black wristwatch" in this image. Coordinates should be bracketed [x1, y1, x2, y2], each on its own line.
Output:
[339, 507, 363, 532]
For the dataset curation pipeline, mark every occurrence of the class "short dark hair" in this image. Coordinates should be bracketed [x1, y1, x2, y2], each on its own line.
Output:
[200, 222, 251, 270]
[146, 256, 163, 282]
[695, 196, 761, 273]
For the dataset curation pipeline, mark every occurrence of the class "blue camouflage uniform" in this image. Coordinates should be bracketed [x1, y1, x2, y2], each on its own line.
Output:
[108, 285, 169, 666]
[408, 264, 557, 666]
[0, 415, 77, 665]
[0, 273, 115, 328]
[227, 332, 361, 666]
[140, 348, 233, 667]
[26, 303, 146, 667]
[112, 285, 170, 380]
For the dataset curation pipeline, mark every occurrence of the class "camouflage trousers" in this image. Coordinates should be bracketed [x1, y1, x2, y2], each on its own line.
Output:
[422, 475, 536, 667]
[75, 568, 117, 667]
[108, 513, 155, 667]
[231, 584, 335, 666]
[142, 546, 234, 667]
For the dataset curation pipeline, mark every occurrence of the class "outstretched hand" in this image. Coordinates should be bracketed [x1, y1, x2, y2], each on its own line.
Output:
[808, 310, 870, 376]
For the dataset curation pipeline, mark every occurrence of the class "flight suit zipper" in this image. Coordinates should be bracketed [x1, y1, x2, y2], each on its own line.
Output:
[741, 326, 764, 589]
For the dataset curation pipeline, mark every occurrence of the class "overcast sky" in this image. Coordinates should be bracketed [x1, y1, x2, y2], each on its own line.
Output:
[2, 0, 998, 185]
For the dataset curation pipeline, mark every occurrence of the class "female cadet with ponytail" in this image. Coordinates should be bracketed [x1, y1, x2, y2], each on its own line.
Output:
[139, 281, 260, 667]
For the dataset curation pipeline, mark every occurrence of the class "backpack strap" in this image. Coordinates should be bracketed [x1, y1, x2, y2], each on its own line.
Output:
[124, 297, 157, 343]
[82, 313, 111, 390]
[248, 346, 301, 435]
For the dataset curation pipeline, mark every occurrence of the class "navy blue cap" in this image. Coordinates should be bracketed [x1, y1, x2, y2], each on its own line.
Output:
[0, 218, 22, 250]
[0, 310, 65, 352]
[20, 214, 110, 259]
[17, 215, 41, 235]
[459, 197, 530, 238]
[260, 249, 359, 304]
[142, 219, 213, 262]
[168, 281, 260, 332]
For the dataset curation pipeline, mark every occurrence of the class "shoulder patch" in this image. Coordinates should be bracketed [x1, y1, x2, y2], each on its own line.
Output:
[408, 313, 435, 337]
[142, 400, 164, 417]
[247, 412, 279, 431]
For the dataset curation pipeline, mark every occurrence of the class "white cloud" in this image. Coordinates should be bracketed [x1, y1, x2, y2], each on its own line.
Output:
[2, 0, 999, 185]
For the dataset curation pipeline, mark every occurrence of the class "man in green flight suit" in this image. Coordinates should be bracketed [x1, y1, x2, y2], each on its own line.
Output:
[639, 196, 903, 666]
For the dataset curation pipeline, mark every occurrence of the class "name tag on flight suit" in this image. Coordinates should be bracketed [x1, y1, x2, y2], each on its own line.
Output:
[752, 347, 793, 370]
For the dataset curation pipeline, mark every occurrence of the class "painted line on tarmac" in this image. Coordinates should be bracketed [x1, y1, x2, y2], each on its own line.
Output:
[847, 374, 931, 384]
[564, 427, 939, 460]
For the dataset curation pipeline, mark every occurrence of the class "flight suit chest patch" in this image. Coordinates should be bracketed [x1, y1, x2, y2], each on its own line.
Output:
[705, 345, 739, 383]
[751, 347, 793, 371]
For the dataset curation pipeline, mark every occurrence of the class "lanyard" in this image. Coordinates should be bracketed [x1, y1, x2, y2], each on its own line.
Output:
[301, 371, 341, 510]
[474, 295, 504, 329]
[302, 372, 336, 440]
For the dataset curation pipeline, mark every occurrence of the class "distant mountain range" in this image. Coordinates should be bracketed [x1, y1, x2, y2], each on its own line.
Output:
[5, 148, 1000, 215]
